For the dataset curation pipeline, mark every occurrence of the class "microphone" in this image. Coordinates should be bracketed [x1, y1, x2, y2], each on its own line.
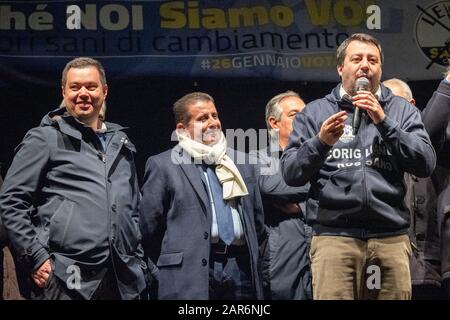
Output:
[352, 77, 370, 135]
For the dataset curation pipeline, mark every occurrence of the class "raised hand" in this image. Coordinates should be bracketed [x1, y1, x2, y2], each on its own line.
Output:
[319, 111, 348, 146]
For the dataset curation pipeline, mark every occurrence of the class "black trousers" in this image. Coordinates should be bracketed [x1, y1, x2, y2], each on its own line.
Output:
[31, 268, 121, 300]
[263, 218, 312, 300]
[208, 243, 255, 300]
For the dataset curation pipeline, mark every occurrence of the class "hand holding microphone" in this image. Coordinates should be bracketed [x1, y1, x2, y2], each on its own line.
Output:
[352, 77, 370, 135]
[352, 77, 385, 135]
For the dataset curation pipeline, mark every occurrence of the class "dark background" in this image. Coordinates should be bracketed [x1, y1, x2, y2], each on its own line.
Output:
[0, 75, 441, 182]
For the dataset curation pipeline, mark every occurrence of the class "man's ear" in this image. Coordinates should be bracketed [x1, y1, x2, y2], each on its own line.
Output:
[176, 123, 188, 136]
[103, 84, 108, 98]
[268, 116, 279, 130]
[337, 65, 343, 78]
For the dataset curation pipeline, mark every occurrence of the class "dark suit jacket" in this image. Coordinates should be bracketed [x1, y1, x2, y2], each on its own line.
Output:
[0, 109, 145, 299]
[422, 80, 450, 282]
[140, 145, 265, 299]
[251, 147, 312, 300]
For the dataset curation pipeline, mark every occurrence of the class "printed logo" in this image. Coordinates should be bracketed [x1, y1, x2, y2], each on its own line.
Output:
[339, 124, 355, 143]
[415, 1, 450, 69]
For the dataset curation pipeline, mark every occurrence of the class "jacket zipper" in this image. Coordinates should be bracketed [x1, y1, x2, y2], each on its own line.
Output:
[98, 132, 119, 292]
[105, 135, 126, 294]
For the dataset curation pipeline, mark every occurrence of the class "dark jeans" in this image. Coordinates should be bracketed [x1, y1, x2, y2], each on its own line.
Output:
[209, 244, 255, 300]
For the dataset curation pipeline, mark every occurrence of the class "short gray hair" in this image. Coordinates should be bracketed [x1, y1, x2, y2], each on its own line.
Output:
[62, 57, 107, 88]
[173, 92, 214, 125]
[336, 33, 384, 67]
[265, 90, 300, 137]
[382, 78, 413, 101]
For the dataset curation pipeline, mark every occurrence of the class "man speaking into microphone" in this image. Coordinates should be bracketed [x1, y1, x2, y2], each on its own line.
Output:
[281, 33, 436, 300]
[352, 77, 370, 135]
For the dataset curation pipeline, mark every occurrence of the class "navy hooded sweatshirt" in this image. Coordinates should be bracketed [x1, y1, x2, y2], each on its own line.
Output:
[281, 84, 436, 239]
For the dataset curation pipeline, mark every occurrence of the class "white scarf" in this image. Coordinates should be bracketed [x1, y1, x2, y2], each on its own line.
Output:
[176, 131, 248, 200]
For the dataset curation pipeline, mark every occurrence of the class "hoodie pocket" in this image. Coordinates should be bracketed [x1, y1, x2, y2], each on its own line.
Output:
[318, 168, 364, 211]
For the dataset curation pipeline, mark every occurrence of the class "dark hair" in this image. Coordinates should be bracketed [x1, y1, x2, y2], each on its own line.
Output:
[61, 57, 107, 88]
[173, 92, 214, 125]
[336, 33, 384, 67]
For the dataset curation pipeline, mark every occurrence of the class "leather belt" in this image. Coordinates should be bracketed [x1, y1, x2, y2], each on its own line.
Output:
[210, 242, 248, 256]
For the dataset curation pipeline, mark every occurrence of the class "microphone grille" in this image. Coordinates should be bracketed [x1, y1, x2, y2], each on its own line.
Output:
[356, 77, 370, 91]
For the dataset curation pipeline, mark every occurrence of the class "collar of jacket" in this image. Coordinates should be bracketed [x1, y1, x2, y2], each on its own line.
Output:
[264, 144, 283, 159]
[40, 107, 127, 140]
[326, 83, 392, 111]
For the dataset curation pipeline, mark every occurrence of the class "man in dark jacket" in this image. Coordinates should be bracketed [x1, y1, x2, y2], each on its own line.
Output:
[383, 78, 443, 299]
[281, 33, 436, 299]
[0, 57, 146, 300]
[421, 66, 450, 298]
[140, 92, 265, 300]
[252, 91, 312, 300]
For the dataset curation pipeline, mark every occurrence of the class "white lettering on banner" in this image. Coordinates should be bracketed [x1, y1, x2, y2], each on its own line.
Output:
[66, 4, 143, 30]
[305, 0, 380, 27]
[0, 1, 380, 31]
[0, 5, 53, 30]
[199, 53, 337, 71]
[0, 4, 144, 31]
[0, 1, 444, 81]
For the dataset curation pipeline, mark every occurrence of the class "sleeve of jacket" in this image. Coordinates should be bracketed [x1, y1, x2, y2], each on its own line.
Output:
[421, 80, 450, 157]
[375, 101, 436, 178]
[281, 111, 332, 187]
[131, 157, 145, 261]
[250, 163, 267, 246]
[0, 128, 51, 272]
[253, 150, 308, 203]
[139, 156, 167, 261]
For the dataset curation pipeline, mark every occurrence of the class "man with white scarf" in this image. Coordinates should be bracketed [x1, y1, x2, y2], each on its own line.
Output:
[140, 92, 265, 300]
